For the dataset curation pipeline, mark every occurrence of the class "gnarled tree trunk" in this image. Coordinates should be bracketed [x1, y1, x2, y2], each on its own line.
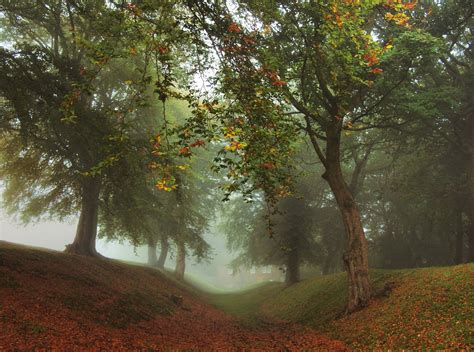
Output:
[65, 176, 101, 256]
[175, 241, 185, 280]
[323, 129, 371, 313]
[157, 236, 169, 269]
[147, 236, 158, 267]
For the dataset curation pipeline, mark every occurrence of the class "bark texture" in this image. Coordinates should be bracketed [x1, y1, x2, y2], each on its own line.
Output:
[157, 236, 169, 269]
[65, 177, 101, 256]
[175, 241, 186, 281]
[147, 237, 158, 267]
[324, 129, 371, 313]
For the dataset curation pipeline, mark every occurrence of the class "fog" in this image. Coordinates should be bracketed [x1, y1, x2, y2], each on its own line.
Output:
[0, 194, 275, 291]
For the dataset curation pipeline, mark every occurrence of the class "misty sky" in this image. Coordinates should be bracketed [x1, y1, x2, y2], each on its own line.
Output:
[0, 187, 239, 290]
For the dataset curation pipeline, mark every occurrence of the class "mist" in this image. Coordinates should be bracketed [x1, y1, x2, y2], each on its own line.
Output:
[0, 1, 472, 350]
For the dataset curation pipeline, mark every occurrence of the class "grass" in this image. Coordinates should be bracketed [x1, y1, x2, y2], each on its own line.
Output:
[1, 241, 472, 349]
[208, 265, 474, 349]
[206, 282, 282, 327]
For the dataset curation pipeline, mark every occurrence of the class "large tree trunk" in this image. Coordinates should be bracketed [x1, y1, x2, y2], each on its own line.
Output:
[323, 129, 371, 313]
[65, 176, 101, 256]
[175, 241, 185, 281]
[328, 173, 371, 312]
[147, 236, 158, 267]
[285, 236, 300, 285]
[157, 236, 169, 269]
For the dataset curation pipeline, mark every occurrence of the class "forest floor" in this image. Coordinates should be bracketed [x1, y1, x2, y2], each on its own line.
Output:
[207, 265, 473, 350]
[0, 241, 347, 351]
[0, 241, 472, 350]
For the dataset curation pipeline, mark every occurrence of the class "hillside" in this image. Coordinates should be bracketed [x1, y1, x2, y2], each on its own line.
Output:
[0, 241, 347, 350]
[209, 265, 474, 350]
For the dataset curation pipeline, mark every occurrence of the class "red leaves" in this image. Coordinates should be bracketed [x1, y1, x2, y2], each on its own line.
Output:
[371, 68, 383, 74]
[261, 69, 287, 87]
[272, 79, 287, 87]
[262, 162, 275, 170]
[157, 45, 169, 55]
[363, 52, 379, 67]
[178, 140, 205, 157]
[0, 244, 350, 351]
[190, 139, 206, 148]
[228, 22, 241, 33]
[178, 146, 191, 156]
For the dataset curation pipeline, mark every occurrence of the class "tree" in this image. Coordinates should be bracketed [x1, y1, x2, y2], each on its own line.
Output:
[358, 0, 473, 265]
[0, 0, 187, 255]
[222, 171, 324, 285]
[184, 0, 428, 311]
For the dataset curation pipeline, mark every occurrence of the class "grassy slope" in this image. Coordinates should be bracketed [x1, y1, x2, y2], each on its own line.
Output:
[210, 265, 474, 350]
[0, 241, 351, 351]
[0, 241, 187, 328]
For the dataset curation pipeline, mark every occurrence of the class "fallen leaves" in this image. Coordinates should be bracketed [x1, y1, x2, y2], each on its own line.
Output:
[0, 243, 349, 351]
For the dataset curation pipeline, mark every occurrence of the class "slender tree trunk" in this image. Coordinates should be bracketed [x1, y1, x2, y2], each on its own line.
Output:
[454, 208, 464, 264]
[65, 176, 101, 256]
[285, 237, 300, 285]
[157, 236, 169, 269]
[322, 245, 339, 275]
[322, 256, 332, 275]
[323, 129, 371, 313]
[468, 224, 474, 262]
[175, 241, 185, 281]
[467, 201, 474, 262]
[147, 236, 158, 267]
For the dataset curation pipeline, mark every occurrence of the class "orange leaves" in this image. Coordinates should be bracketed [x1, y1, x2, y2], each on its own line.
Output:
[0, 244, 352, 351]
[190, 139, 206, 148]
[155, 178, 177, 191]
[363, 52, 379, 67]
[385, 12, 411, 27]
[261, 69, 287, 87]
[272, 79, 287, 87]
[176, 140, 205, 157]
[224, 140, 247, 152]
[403, 1, 417, 10]
[223, 127, 247, 152]
[363, 49, 385, 75]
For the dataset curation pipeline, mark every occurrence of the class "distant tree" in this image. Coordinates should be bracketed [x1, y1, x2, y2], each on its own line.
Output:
[222, 174, 324, 285]
[358, 0, 473, 266]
